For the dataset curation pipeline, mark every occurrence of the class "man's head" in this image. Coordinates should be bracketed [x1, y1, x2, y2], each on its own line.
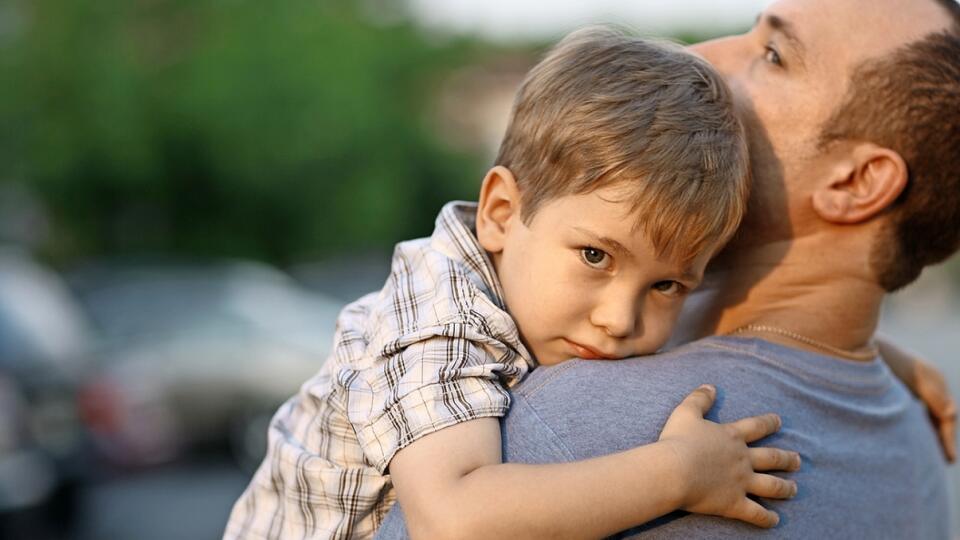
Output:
[691, 0, 960, 291]
[475, 28, 749, 364]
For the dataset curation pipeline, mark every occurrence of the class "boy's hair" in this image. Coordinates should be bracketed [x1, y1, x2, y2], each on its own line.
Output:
[495, 27, 748, 263]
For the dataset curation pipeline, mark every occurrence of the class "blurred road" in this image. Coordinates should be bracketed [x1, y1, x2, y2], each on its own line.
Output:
[73, 457, 247, 540]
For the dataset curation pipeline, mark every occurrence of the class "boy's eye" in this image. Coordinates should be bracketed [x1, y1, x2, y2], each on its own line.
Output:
[652, 280, 686, 297]
[580, 247, 611, 270]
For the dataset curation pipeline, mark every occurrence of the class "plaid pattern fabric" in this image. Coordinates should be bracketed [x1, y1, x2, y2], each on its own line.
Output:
[224, 202, 534, 539]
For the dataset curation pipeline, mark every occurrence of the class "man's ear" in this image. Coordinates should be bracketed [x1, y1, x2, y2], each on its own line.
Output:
[476, 166, 522, 254]
[811, 143, 908, 224]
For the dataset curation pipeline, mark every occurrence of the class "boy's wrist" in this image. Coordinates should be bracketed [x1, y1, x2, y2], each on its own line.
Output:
[634, 440, 692, 513]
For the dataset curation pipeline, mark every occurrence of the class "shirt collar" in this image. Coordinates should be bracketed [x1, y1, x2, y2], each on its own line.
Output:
[431, 201, 507, 311]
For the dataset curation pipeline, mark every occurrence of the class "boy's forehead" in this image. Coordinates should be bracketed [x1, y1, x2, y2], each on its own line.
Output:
[548, 190, 710, 276]
[543, 187, 641, 230]
[552, 183, 642, 219]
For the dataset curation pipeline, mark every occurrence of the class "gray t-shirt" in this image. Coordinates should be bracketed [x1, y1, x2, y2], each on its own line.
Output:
[376, 336, 951, 538]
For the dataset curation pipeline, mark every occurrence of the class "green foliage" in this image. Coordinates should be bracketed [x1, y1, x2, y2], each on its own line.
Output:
[1, 0, 486, 265]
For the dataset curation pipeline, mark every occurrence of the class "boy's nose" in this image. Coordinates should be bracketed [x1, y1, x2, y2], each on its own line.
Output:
[590, 299, 639, 339]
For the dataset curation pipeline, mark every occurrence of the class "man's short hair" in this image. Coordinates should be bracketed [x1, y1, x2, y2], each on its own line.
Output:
[495, 27, 748, 263]
[819, 1, 960, 291]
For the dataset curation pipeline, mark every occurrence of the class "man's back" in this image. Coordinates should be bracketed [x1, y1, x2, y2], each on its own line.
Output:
[499, 336, 950, 538]
[374, 335, 950, 538]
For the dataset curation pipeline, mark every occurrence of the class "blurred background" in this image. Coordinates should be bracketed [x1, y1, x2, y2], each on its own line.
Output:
[0, 0, 956, 538]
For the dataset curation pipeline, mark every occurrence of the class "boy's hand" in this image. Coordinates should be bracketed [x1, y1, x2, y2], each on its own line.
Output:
[658, 385, 800, 528]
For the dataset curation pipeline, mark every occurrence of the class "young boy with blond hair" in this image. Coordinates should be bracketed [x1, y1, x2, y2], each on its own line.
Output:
[225, 27, 804, 539]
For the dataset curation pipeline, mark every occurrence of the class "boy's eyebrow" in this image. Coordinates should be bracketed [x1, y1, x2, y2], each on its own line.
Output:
[680, 269, 703, 284]
[571, 227, 634, 259]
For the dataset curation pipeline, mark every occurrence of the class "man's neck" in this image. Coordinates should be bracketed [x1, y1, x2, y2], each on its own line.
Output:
[691, 234, 886, 357]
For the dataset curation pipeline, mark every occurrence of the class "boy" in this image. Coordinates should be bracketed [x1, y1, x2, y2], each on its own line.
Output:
[229, 27, 819, 538]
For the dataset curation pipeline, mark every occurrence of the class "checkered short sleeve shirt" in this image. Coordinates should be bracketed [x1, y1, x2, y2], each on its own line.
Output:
[224, 202, 534, 539]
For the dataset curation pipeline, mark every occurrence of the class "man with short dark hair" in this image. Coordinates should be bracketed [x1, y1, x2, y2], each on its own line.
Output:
[377, 0, 960, 537]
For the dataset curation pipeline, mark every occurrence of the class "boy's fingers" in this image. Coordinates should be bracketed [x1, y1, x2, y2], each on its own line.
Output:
[729, 499, 780, 529]
[729, 413, 782, 443]
[927, 395, 957, 463]
[747, 473, 798, 500]
[750, 447, 801, 472]
[936, 397, 957, 423]
[676, 384, 717, 416]
[925, 380, 955, 419]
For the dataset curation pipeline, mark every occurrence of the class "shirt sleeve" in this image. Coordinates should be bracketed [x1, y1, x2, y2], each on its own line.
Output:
[338, 326, 527, 473]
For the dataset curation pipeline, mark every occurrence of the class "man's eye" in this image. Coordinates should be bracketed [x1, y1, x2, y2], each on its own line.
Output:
[652, 280, 685, 297]
[764, 45, 783, 66]
[580, 247, 611, 269]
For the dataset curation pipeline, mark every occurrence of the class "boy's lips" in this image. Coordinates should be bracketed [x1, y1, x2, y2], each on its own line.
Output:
[563, 339, 620, 360]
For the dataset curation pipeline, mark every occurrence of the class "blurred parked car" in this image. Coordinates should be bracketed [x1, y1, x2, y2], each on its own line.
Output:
[69, 260, 343, 471]
[0, 247, 94, 537]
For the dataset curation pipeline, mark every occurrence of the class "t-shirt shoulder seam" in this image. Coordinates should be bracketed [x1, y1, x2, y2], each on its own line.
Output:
[514, 361, 580, 399]
[510, 393, 578, 462]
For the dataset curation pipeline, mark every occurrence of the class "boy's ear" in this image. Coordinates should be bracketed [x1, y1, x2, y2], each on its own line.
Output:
[476, 166, 522, 254]
[811, 143, 908, 224]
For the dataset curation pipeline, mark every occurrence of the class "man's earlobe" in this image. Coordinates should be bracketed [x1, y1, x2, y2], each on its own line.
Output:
[812, 145, 908, 224]
[476, 166, 521, 253]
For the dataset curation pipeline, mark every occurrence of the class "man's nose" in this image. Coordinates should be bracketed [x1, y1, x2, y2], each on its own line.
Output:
[590, 296, 640, 339]
[688, 36, 739, 77]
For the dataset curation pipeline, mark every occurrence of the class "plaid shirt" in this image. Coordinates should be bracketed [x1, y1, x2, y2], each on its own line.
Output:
[225, 202, 535, 539]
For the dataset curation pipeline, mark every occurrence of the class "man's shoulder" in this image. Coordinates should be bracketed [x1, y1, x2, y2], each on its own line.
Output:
[514, 337, 757, 404]
[503, 337, 766, 461]
[503, 336, 905, 461]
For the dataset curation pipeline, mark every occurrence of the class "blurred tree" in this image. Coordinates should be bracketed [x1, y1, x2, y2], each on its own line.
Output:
[0, 0, 487, 265]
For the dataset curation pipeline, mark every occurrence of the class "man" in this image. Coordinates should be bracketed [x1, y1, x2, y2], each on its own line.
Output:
[377, 0, 960, 537]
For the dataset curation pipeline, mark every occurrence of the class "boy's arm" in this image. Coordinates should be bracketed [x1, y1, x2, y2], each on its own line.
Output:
[389, 385, 800, 540]
[877, 336, 957, 462]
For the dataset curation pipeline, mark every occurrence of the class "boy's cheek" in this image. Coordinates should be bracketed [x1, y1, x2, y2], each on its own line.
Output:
[640, 305, 685, 354]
